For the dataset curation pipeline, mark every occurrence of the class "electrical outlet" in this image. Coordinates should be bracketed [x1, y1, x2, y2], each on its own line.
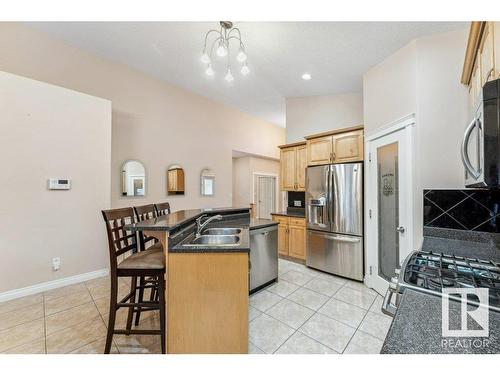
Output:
[52, 257, 61, 271]
[294, 200, 302, 207]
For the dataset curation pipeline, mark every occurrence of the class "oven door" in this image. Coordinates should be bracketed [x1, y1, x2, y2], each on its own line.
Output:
[462, 104, 485, 187]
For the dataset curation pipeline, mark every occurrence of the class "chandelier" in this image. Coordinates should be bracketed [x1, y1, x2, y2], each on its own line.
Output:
[201, 21, 249, 82]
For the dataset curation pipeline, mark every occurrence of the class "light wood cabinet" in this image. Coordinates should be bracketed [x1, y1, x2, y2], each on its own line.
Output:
[271, 215, 306, 261]
[495, 22, 500, 80]
[280, 147, 296, 191]
[307, 136, 333, 166]
[279, 142, 307, 192]
[462, 22, 499, 111]
[167, 168, 185, 193]
[480, 23, 495, 85]
[332, 130, 364, 163]
[305, 126, 364, 166]
[296, 144, 307, 190]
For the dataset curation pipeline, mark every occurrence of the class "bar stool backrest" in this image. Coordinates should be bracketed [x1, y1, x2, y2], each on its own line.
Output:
[133, 204, 158, 251]
[101, 207, 138, 272]
[154, 202, 171, 217]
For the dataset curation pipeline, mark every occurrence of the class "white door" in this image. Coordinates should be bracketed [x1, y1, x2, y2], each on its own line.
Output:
[366, 116, 415, 295]
[256, 176, 276, 219]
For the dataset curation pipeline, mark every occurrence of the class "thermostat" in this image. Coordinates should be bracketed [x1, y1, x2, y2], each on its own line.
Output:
[48, 178, 71, 190]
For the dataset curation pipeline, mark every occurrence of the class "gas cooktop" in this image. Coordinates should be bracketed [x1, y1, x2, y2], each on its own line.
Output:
[403, 250, 500, 309]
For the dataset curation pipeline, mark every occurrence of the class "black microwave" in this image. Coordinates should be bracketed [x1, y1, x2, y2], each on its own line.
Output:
[461, 78, 500, 188]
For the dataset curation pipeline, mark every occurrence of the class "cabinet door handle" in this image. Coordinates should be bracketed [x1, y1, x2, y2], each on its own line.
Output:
[330, 152, 333, 162]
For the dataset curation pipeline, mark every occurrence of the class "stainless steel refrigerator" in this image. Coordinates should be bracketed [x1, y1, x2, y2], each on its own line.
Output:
[306, 163, 363, 281]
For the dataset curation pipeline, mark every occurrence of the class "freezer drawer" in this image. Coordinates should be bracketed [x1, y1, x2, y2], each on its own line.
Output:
[306, 230, 363, 281]
[250, 225, 278, 292]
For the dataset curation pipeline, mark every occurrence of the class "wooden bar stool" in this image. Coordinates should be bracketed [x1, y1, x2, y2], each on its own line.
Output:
[134, 204, 160, 251]
[154, 202, 171, 216]
[101, 207, 166, 354]
[133, 204, 162, 326]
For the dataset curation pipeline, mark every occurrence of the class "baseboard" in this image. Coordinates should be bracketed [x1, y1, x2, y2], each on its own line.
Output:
[0, 268, 109, 303]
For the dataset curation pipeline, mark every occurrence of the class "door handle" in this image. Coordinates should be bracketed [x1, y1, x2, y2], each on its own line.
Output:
[461, 118, 481, 179]
[396, 226, 405, 233]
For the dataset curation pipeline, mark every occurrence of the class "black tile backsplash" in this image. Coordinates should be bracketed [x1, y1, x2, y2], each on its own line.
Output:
[423, 189, 500, 233]
[287, 191, 305, 208]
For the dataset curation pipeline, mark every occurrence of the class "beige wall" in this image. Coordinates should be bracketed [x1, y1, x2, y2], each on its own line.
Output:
[232, 156, 281, 210]
[0, 23, 285, 213]
[0, 71, 111, 294]
[363, 40, 417, 134]
[286, 93, 363, 142]
[363, 29, 468, 248]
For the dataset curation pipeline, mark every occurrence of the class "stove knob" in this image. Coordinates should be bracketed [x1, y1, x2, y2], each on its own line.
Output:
[394, 268, 400, 276]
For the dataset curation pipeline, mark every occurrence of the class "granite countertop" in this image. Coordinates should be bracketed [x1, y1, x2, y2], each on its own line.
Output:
[271, 208, 305, 218]
[169, 217, 277, 253]
[381, 289, 500, 354]
[171, 227, 251, 254]
[422, 226, 500, 262]
[125, 207, 250, 232]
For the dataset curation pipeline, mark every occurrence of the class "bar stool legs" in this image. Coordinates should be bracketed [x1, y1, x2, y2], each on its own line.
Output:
[105, 276, 118, 354]
[126, 276, 137, 334]
[158, 274, 166, 354]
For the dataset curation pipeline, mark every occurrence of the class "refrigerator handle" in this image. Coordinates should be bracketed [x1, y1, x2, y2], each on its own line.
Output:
[327, 166, 331, 227]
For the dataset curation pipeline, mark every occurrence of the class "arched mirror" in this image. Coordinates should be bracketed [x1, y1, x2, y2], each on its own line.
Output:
[167, 165, 185, 195]
[200, 168, 215, 196]
[121, 160, 146, 197]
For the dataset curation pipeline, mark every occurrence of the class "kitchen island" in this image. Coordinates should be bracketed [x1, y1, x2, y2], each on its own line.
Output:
[126, 207, 256, 354]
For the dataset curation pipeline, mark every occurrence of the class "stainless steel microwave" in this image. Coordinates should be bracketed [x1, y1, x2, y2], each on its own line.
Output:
[461, 78, 500, 188]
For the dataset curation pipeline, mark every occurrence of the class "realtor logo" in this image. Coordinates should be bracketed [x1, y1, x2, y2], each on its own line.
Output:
[442, 288, 489, 337]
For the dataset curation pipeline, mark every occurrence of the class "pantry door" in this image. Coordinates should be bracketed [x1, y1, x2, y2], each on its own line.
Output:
[365, 116, 415, 295]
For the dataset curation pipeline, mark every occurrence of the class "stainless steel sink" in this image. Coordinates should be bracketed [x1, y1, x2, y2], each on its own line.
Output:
[182, 234, 240, 247]
[202, 227, 242, 235]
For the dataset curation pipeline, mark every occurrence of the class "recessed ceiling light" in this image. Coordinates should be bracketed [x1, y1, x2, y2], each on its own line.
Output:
[302, 73, 312, 80]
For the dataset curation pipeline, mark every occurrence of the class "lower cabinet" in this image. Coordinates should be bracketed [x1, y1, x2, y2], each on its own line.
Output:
[271, 215, 306, 261]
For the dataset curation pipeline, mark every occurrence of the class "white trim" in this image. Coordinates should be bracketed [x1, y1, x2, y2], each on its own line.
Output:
[365, 113, 416, 141]
[365, 116, 416, 294]
[0, 268, 109, 303]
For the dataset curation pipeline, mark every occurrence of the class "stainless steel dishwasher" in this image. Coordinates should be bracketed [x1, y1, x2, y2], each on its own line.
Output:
[249, 224, 278, 293]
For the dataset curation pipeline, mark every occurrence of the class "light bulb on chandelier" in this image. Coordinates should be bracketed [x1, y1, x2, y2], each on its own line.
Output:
[205, 64, 215, 76]
[241, 64, 250, 76]
[201, 52, 211, 64]
[216, 43, 228, 57]
[225, 68, 234, 82]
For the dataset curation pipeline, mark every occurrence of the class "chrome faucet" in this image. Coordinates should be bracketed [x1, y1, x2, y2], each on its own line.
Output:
[195, 214, 223, 237]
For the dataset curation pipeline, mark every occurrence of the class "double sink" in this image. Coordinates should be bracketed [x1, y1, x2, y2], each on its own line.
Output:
[182, 227, 242, 248]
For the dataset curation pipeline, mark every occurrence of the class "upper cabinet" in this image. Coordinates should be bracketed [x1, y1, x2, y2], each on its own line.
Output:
[306, 136, 333, 165]
[462, 22, 500, 116]
[279, 142, 307, 192]
[296, 144, 307, 190]
[305, 126, 364, 166]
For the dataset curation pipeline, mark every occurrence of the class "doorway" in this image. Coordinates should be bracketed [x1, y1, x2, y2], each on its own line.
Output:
[365, 115, 415, 295]
[254, 174, 277, 219]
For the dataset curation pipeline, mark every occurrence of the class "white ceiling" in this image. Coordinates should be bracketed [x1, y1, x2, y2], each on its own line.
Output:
[26, 22, 467, 126]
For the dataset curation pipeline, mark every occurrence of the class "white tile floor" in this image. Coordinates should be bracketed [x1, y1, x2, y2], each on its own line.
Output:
[249, 258, 392, 354]
[0, 257, 391, 354]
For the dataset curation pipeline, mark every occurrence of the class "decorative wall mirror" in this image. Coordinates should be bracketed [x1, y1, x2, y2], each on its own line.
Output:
[200, 168, 215, 196]
[121, 160, 146, 197]
[167, 165, 185, 195]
